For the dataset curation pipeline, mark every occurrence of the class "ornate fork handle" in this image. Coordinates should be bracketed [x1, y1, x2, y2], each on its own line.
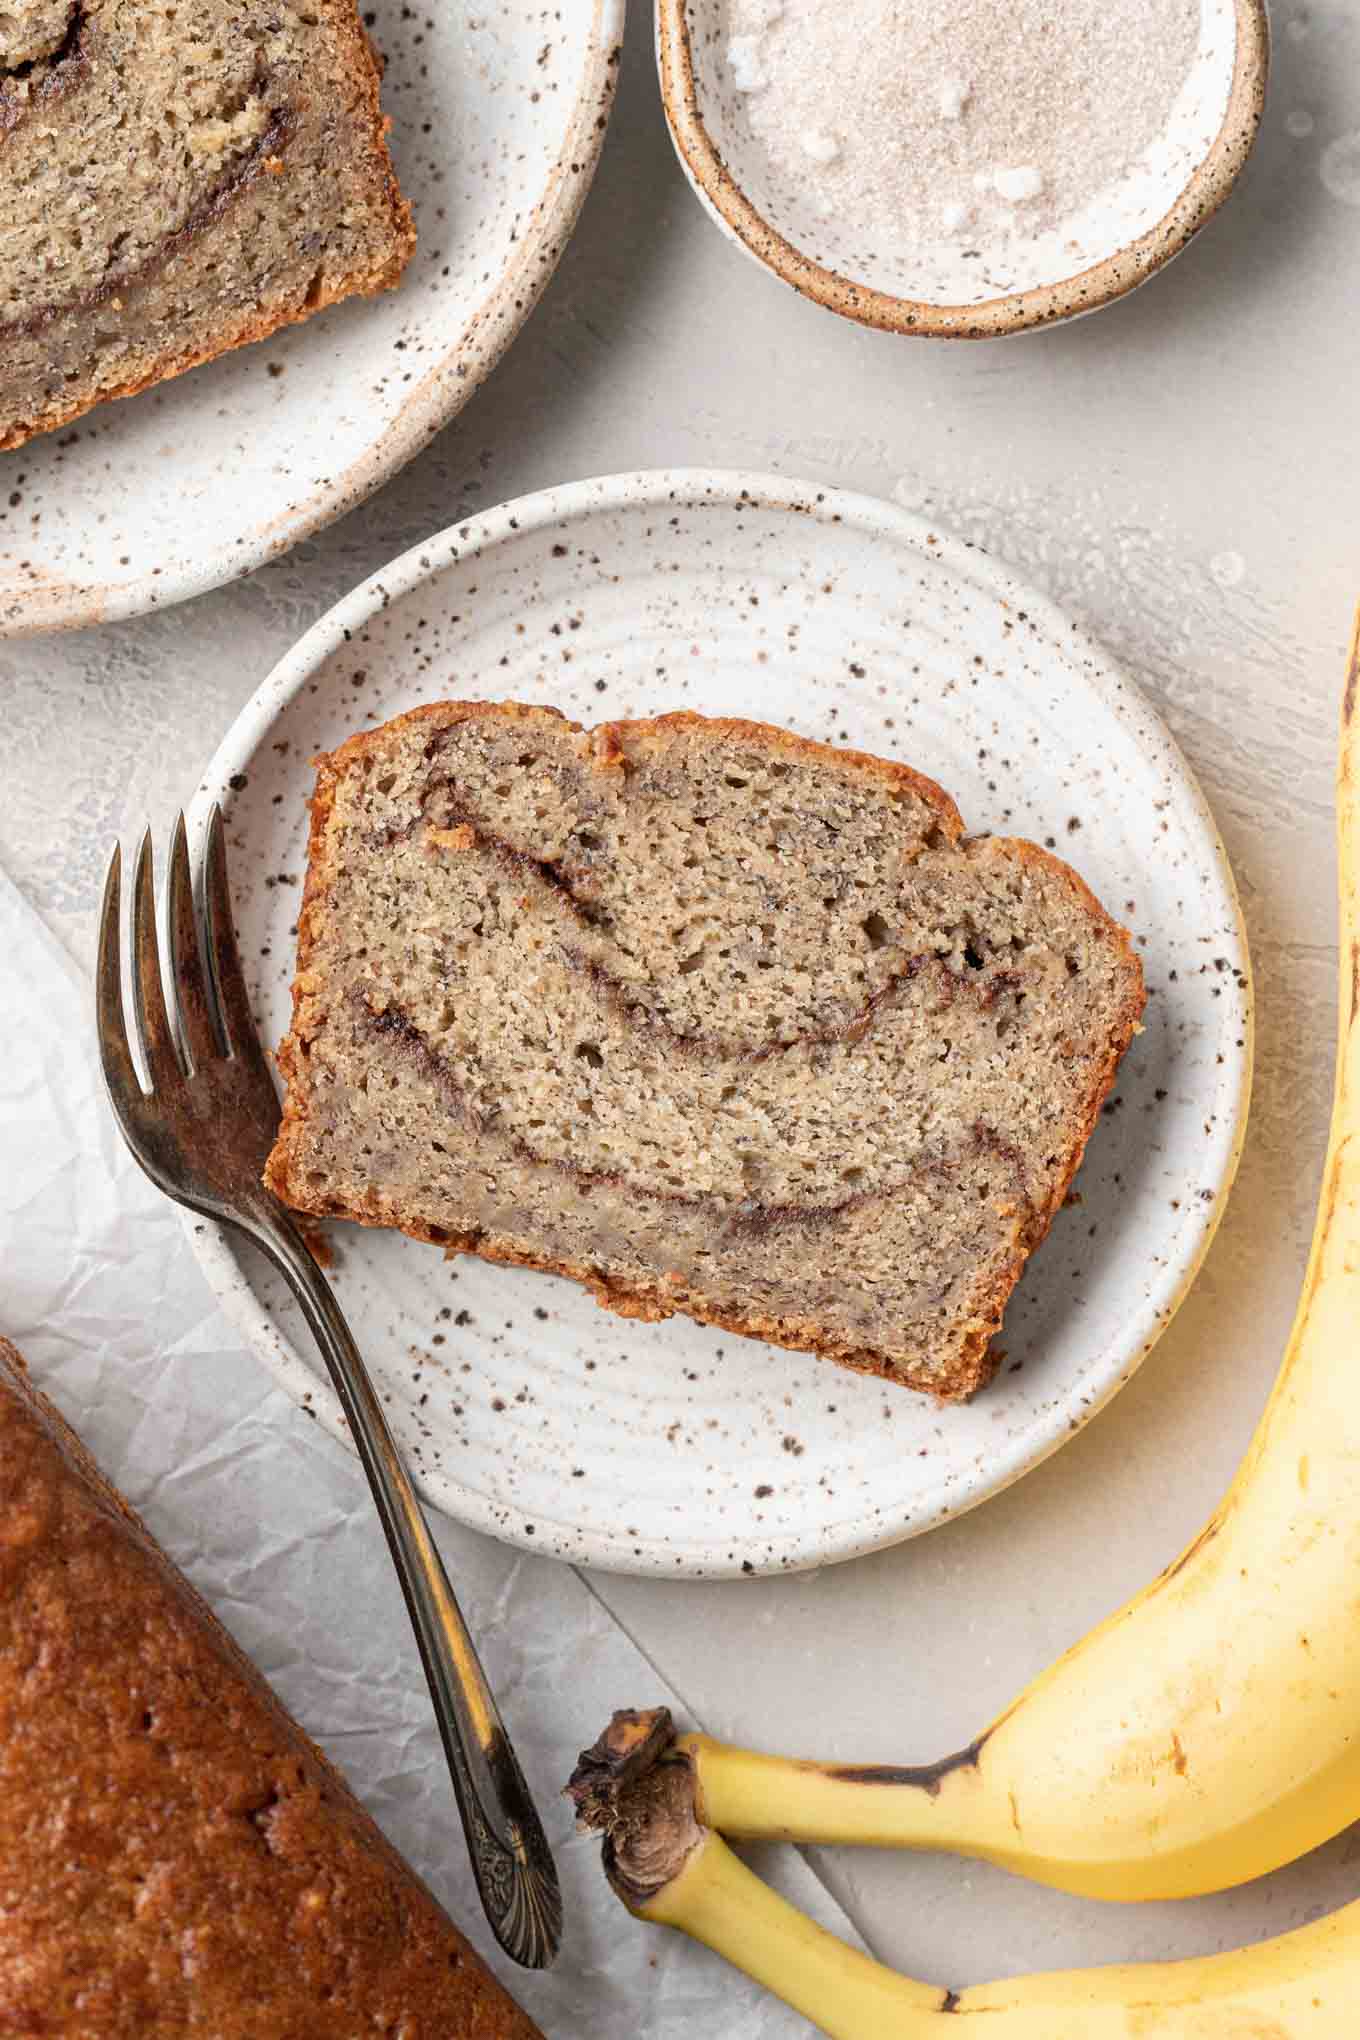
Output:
[240, 1192, 562, 1969]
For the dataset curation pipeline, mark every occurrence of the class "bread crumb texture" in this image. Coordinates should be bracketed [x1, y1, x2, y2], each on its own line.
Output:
[266, 705, 1145, 1401]
[0, 0, 414, 448]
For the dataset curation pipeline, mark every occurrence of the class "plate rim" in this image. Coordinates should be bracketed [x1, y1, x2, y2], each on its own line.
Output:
[184, 465, 1255, 1577]
[2, 0, 625, 638]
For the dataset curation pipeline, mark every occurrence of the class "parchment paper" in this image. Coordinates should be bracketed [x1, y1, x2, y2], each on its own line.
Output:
[0, 865, 860, 2036]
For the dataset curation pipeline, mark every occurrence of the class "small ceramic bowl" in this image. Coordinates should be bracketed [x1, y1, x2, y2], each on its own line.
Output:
[656, 0, 1270, 337]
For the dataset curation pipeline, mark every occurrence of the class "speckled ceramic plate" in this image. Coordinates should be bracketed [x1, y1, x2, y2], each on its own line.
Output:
[184, 470, 1252, 1577]
[0, 1, 623, 637]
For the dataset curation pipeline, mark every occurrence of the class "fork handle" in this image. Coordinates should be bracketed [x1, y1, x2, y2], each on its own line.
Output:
[240, 1200, 562, 1970]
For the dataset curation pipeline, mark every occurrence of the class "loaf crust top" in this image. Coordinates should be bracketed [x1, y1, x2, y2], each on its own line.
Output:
[0, 1338, 540, 2039]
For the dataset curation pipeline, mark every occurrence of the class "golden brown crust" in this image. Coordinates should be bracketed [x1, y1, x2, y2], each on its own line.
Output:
[602, 709, 966, 836]
[267, 703, 1145, 1404]
[311, 697, 969, 840]
[0, 259, 408, 451]
[0, 1337, 540, 2038]
[275, 1195, 1022, 1401]
[0, 0, 415, 452]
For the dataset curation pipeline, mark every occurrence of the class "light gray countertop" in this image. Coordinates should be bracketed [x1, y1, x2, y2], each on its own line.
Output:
[7, 0, 1360, 2006]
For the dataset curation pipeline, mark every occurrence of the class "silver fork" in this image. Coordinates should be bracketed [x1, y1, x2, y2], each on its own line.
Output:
[96, 807, 562, 1970]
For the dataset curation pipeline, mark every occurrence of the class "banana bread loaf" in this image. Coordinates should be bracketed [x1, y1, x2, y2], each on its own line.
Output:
[0, 1337, 539, 2038]
[0, 0, 414, 450]
[265, 704, 1145, 1401]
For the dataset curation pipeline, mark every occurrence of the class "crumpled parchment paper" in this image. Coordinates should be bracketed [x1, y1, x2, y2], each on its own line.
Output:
[0, 865, 861, 2036]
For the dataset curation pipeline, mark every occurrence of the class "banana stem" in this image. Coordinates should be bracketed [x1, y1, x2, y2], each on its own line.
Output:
[643, 1828, 947, 2039]
[569, 1708, 949, 2037]
[682, 1728, 992, 1856]
[571, 1707, 998, 1863]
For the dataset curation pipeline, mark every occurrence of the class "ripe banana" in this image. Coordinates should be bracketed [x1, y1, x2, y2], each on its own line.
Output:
[575, 1734, 1360, 2038]
[589, 636, 1360, 1906]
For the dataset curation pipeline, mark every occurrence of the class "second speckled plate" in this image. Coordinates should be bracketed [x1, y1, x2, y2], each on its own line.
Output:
[0, 0, 623, 634]
[186, 471, 1252, 1577]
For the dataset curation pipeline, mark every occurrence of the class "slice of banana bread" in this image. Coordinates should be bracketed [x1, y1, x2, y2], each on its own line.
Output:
[266, 704, 1145, 1400]
[0, 0, 414, 450]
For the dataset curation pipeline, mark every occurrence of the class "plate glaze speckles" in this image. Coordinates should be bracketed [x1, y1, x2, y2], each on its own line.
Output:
[0, 0, 623, 636]
[184, 470, 1252, 1578]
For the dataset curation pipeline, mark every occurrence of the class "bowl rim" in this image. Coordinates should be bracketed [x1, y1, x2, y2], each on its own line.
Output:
[655, 0, 1271, 338]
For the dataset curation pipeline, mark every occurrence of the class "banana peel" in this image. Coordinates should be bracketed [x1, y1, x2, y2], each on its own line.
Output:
[575, 1717, 1360, 2037]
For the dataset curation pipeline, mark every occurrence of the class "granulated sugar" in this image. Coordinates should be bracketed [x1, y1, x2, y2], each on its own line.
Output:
[721, 0, 1203, 246]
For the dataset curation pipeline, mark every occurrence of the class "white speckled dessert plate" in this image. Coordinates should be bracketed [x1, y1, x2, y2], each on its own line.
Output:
[0, 0, 623, 636]
[184, 470, 1252, 1577]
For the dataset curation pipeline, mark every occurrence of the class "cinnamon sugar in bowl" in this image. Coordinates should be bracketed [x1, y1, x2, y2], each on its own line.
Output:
[657, 0, 1270, 336]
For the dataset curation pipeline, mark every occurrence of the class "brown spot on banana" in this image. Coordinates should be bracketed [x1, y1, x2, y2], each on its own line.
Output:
[825, 1732, 989, 1797]
[1171, 1733, 1189, 1778]
[1008, 1790, 1021, 1834]
[1159, 1509, 1224, 1584]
